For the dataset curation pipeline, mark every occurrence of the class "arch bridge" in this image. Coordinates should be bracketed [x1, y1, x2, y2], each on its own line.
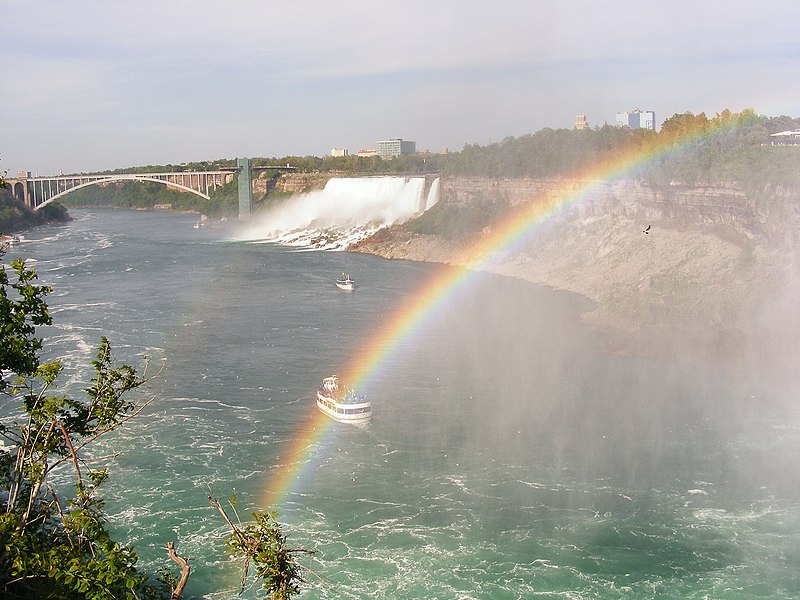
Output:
[6, 159, 296, 218]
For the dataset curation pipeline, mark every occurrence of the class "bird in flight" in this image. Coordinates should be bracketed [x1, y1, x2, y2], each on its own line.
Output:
[643, 225, 651, 234]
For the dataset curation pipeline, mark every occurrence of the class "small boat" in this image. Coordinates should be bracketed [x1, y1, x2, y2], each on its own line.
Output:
[336, 273, 355, 291]
[316, 375, 372, 424]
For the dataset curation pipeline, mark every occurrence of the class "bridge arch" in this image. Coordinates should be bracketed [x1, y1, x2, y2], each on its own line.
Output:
[34, 175, 211, 210]
[10, 181, 26, 203]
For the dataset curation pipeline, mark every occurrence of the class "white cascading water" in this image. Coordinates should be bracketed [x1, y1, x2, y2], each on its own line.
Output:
[237, 176, 440, 250]
[424, 177, 440, 212]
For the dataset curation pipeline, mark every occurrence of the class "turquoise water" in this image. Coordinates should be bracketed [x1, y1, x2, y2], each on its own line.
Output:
[6, 208, 800, 598]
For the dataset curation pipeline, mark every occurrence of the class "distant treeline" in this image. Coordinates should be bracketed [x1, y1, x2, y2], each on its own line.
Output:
[57, 108, 799, 218]
[446, 109, 800, 191]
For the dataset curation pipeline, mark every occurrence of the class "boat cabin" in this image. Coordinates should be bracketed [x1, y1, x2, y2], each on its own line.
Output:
[320, 375, 340, 397]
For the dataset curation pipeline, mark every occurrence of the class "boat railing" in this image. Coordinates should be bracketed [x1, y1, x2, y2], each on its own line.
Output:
[318, 388, 368, 405]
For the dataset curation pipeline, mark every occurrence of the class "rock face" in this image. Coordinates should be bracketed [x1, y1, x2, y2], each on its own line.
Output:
[252, 172, 333, 198]
[272, 173, 333, 195]
[354, 176, 800, 369]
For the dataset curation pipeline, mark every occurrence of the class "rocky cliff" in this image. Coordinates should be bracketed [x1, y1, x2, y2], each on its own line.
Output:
[353, 176, 800, 370]
[252, 172, 334, 198]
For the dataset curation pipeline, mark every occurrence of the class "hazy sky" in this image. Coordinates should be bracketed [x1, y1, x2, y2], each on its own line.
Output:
[2, 0, 798, 175]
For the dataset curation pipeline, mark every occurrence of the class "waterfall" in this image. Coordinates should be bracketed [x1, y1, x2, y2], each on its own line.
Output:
[237, 176, 440, 250]
[425, 177, 440, 211]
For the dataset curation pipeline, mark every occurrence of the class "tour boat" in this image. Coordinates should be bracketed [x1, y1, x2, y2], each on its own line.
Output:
[316, 375, 372, 424]
[336, 273, 355, 291]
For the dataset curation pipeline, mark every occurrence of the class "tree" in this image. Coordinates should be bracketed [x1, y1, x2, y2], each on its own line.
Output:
[659, 111, 709, 142]
[210, 496, 316, 600]
[0, 257, 52, 395]
[0, 245, 170, 599]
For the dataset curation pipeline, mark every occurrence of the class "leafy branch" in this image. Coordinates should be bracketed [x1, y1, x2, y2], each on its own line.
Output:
[209, 495, 316, 599]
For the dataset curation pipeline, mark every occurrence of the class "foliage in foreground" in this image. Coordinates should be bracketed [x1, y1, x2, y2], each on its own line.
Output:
[210, 496, 315, 600]
[0, 237, 314, 598]
[0, 249, 169, 598]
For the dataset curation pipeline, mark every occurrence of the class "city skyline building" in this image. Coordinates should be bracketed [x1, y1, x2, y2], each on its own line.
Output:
[376, 138, 416, 159]
[573, 114, 589, 130]
[616, 109, 656, 131]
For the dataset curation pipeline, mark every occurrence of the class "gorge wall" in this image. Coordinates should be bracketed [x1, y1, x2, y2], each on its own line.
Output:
[352, 175, 800, 370]
[251, 172, 332, 198]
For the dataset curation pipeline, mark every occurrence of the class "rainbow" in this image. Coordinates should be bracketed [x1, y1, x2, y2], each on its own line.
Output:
[261, 118, 742, 508]
[260, 403, 335, 507]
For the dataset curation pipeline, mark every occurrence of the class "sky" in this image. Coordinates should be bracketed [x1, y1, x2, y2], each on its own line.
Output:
[2, 0, 798, 176]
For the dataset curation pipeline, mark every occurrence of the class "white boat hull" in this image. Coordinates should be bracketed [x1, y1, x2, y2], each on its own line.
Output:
[336, 281, 355, 291]
[316, 392, 372, 424]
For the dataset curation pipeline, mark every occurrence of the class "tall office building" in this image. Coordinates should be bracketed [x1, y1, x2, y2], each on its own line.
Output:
[376, 138, 416, 159]
[574, 114, 589, 130]
[616, 109, 656, 131]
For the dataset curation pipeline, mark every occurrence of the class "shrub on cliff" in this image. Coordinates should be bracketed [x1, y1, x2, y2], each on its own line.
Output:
[407, 190, 510, 239]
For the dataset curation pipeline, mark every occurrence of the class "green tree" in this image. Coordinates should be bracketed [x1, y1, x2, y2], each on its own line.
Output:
[0, 247, 169, 599]
[210, 496, 315, 600]
[0, 257, 51, 394]
[658, 111, 709, 142]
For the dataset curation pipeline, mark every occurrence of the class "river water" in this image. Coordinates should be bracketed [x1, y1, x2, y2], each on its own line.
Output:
[5, 208, 800, 599]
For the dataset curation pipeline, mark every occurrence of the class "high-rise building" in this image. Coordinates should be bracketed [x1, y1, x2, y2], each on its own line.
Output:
[330, 148, 349, 157]
[376, 139, 416, 159]
[616, 109, 656, 131]
[574, 114, 589, 130]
